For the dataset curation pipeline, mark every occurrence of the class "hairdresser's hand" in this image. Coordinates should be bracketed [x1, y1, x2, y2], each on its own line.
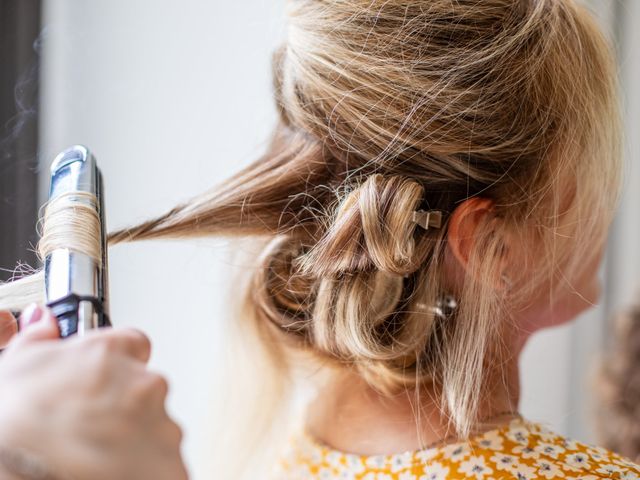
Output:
[0, 311, 17, 347]
[0, 305, 188, 480]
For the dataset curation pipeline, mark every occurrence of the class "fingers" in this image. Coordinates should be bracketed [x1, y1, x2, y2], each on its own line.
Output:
[13, 305, 60, 345]
[0, 310, 18, 347]
[84, 328, 152, 364]
[7, 304, 152, 364]
[19, 303, 44, 330]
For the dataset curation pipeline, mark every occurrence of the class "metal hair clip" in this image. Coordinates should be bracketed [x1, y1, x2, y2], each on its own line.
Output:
[411, 210, 443, 230]
[431, 295, 458, 319]
[416, 294, 458, 320]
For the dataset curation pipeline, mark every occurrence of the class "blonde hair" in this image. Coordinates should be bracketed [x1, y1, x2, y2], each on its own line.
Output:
[0, 0, 621, 444]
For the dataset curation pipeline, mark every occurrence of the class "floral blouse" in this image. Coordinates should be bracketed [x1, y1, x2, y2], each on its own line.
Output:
[272, 417, 640, 479]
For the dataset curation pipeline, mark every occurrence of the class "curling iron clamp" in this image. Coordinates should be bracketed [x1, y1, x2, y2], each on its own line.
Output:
[44, 145, 110, 338]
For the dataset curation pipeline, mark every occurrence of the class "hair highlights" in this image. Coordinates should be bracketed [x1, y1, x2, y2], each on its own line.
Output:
[0, 0, 621, 445]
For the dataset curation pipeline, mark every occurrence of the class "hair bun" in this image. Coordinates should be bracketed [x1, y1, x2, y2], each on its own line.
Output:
[299, 174, 435, 276]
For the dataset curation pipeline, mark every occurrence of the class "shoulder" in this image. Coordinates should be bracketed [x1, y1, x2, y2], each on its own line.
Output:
[455, 417, 640, 480]
[271, 417, 640, 480]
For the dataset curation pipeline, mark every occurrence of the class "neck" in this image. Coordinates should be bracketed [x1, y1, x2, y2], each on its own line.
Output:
[305, 353, 521, 455]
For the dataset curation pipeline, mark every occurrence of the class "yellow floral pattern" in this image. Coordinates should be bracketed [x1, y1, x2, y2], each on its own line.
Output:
[272, 417, 640, 479]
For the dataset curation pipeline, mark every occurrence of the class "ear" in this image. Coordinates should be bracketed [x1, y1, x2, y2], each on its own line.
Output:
[447, 197, 511, 289]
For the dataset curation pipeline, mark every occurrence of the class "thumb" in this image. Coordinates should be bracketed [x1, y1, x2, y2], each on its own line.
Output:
[15, 304, 60, 343]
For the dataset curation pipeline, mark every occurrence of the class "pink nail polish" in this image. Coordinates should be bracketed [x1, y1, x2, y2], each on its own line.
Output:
[20, 304, 43, 329]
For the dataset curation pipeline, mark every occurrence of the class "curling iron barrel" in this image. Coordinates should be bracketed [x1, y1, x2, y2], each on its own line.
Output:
[44, 145, 110, 337]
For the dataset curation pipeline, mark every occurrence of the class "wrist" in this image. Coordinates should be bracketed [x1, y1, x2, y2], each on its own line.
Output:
[0, 445, 60, 480]
[0, 412, 64, 480]
[0, 399, 75, 480]
[0, 462, 22, 480]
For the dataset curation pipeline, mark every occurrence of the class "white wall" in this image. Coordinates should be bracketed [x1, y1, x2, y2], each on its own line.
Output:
[518, 0, 626, 444]
[39, 1, 634, 477]
[40, 2, 285, 477]
[609, 1, 640, 311]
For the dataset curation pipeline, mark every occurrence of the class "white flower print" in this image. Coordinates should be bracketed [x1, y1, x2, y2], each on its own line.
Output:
[588, 452, 604, 462]
[326, 451, 344, 468]
[477, 429, 504, 451]
[586, 445, 609, 458]
[318, 466, 336, 479]
[365, 455, 387, 470]
[300, 463, 315, 479]
[419, 462, 449, 480]
[398, 472, 416, 480]
[337, 470, 357, 480]
[441, 442, 470, 462]
[535, 442, 565, 459]
[274, 418, 640, 480]
[490, 453, 519, 471]
[511, 445, 538, 459]
[512, 463, 537, 480]
[564, 453, 591, 471]
[310, 447, 324, 464]
[361, 473, 393, 480]
[536, 460, 565, 479]
[415, 447, 438, 464]
[537, 425, 561, 443]
[390, 452, 413, 473]
[536, 423, 554, 435]
[506, 425, 530, 445]
[344, 455, 366, 474]
[458, 455, 494, 480]
[596, 463, 624, 475]
[562, 439, 581, 451]
[615, 457, 640, 470]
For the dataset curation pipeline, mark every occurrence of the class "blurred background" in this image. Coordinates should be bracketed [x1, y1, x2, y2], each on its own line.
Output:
[0, 0, 638, 478]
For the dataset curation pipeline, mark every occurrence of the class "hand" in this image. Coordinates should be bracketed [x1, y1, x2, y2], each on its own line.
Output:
[0, 305, 188, 480]
[0, 310, 17, 347]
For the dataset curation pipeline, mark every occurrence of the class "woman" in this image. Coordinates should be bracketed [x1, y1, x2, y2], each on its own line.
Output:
[0, 0, 638, 478]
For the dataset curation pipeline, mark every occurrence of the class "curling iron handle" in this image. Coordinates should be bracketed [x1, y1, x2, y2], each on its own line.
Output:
[47, 294, 111, 338]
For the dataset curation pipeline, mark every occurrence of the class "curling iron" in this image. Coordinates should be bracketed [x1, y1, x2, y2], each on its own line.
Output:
[44, 145, 110, 338]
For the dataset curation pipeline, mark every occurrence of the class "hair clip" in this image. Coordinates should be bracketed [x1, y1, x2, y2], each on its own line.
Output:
[431, 294, 458, 319]
[415, 294, 458, 320]
[411, 210, 443, 230]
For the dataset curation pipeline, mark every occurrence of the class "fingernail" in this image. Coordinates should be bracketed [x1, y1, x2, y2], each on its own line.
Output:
[20, 304, 43, 329]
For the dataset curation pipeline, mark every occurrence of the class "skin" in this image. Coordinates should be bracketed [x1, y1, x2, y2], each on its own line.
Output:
[307, 197, 604, 455]
[0, 307, 187, 480]
[0, 311, 17, 346]
[0, 198, 604, 466]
